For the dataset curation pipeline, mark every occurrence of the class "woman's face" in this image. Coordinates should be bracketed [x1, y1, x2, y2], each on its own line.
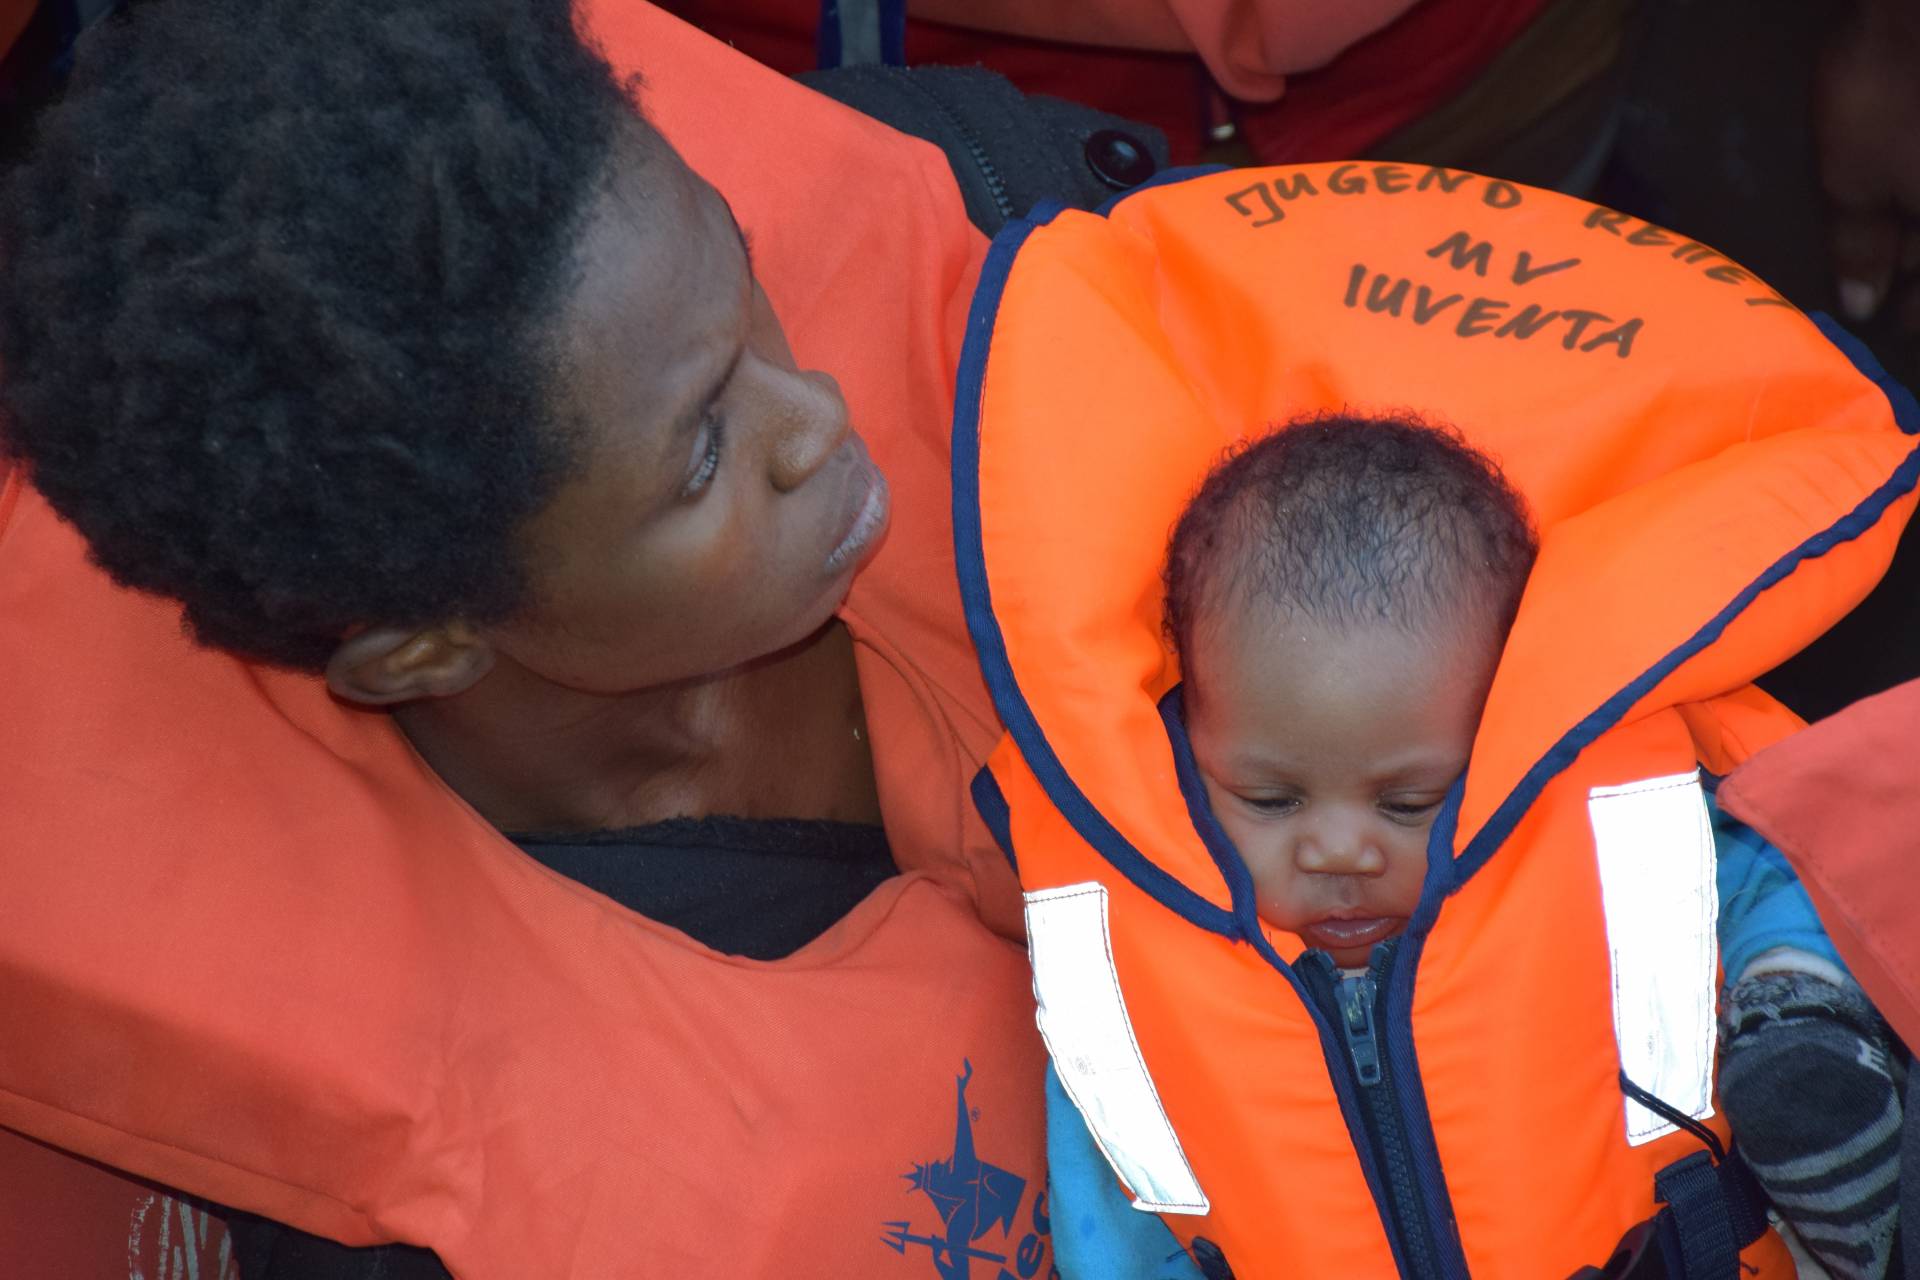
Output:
[489, 143, 890, 693]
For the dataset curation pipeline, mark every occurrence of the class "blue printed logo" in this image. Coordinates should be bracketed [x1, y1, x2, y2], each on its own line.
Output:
[882, 1060, 1055, 1280]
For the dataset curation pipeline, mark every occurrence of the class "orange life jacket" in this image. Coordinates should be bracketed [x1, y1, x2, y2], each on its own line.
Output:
[0, 6, 1048, 1278]
[954, 163, 1920, 1278]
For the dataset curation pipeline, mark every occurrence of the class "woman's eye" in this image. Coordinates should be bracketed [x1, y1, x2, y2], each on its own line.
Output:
[681, 412, 726, 497]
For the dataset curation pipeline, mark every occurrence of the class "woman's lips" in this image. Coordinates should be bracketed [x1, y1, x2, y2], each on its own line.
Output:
[824, 452, 890, 575]
[1295, 916, 1404, 954]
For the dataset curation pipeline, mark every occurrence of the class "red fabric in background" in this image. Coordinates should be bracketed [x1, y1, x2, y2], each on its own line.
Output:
[0, 0, 34, 63]
[660, 0, 1549, 164]
[1232, 0, 1548, 163]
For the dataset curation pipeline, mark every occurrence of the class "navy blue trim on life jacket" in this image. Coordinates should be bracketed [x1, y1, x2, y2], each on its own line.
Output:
[1157, 685, 1469, 1278]
[1390, 321, 1919, 1277]
[1156, 682, 1463, 942]
[1156, 687, 1261, 944]
[969, 765, 1018, 874]
[1452, 426, 1920, 887]
[1160, 675, 1471, 1275]
[1093, 163, 1230, 216]
[1383, 782, 1473, 1280]
[951, 167, 1919, 1279]
[952, 194, 1239, 940]
[1813, 313, 1920, 435]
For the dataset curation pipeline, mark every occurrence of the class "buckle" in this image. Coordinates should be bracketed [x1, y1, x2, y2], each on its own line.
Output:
[1569, 1217, 1668, 1280]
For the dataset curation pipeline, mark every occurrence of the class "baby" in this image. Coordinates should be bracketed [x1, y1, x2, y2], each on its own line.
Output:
[1051, 413, 1904, 1280]
[1161, 413, 1530, 975]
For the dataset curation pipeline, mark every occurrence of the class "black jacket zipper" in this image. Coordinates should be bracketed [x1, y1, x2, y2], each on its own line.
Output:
[1299, 939, 1442, 1278]
[896, 74, 1015, 223]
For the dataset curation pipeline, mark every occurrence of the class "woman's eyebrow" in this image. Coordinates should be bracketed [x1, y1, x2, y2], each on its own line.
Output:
[673, 339, 747, 445]
[667, 211, 754, 445]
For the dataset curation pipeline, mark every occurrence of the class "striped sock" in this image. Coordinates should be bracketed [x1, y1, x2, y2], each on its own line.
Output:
[1720, 970, 1903, 1280]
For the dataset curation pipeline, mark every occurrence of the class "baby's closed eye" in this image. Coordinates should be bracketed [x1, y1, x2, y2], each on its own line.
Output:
[1234, 792, 1302, 818]
[1377, 796, 1444, 823]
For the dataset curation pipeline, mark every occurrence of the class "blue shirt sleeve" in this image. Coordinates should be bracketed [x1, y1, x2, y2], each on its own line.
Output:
[1711, 790, 1848, 983]
[1046, 1065, 1207, 1280]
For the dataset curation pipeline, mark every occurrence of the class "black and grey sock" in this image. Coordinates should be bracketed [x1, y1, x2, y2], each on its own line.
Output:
[1720, 969, 1904, 1280]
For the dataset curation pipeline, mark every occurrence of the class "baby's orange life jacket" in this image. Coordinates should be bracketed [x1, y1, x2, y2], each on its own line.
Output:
[0, 6, 1049, 1278]
[954, 163, 1920, 1278]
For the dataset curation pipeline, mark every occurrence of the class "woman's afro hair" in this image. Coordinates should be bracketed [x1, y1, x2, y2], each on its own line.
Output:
[0, 0, 644, 668]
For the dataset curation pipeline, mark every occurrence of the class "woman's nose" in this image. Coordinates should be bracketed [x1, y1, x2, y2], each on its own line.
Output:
[764, 366, 850, 493]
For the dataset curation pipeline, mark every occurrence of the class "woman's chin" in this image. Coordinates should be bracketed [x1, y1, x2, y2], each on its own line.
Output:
[728, 599, 856, 678]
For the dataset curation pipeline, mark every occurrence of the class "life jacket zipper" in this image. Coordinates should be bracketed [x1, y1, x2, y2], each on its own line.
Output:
[1338, 970, 1383, 1085]
[1302, 940, 1443, 1278]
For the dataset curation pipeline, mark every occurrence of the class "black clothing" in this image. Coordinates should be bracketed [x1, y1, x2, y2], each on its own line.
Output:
[798, 62, 1169, 234]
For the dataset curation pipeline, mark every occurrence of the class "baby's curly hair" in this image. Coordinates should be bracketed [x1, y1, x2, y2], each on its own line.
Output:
[1164, 412, 1539, 663]
[0, 0, 645, 668]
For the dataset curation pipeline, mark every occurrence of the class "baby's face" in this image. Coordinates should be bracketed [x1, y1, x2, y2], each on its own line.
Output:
[1185, 607, 1500, 969]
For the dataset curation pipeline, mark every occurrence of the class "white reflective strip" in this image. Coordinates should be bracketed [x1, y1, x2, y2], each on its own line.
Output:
[1588, 771, 1720, 1146]
[1023, 882, 1209, 1213]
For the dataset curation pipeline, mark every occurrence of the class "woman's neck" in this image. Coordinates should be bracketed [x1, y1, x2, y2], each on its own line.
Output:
[392, 621, 881, 833]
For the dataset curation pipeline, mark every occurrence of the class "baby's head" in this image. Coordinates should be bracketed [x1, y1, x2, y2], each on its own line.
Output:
[1164, 414, 1537, 966]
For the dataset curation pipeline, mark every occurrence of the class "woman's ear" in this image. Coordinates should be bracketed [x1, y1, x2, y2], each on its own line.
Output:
[325, 623, 496, 706]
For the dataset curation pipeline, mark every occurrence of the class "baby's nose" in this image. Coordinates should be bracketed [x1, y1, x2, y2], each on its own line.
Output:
[1294, 824, 1388, 877]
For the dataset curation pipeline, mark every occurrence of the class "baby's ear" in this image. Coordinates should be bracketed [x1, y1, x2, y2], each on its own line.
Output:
[325, 623, 494, 706]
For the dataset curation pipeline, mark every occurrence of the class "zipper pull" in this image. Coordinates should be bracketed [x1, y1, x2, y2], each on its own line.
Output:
[1339, 974, 1383, 1086]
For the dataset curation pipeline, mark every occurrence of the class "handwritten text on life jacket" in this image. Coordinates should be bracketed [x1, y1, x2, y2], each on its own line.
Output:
[1220, 165, 1794, 360]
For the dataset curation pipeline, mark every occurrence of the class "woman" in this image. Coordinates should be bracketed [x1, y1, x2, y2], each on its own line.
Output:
[0, 0, 1051, 1275]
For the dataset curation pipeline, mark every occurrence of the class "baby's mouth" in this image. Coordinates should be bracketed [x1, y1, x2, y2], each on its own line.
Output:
[1295, 916, 1404, 953]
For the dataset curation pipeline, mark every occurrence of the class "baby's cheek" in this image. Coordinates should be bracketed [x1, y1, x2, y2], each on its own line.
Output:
[1386, 841, 1433, 914]
[1245, 858, 1308, 931]
[1232, 831, 1287, 892]
[1251, 891, 1296, 941]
